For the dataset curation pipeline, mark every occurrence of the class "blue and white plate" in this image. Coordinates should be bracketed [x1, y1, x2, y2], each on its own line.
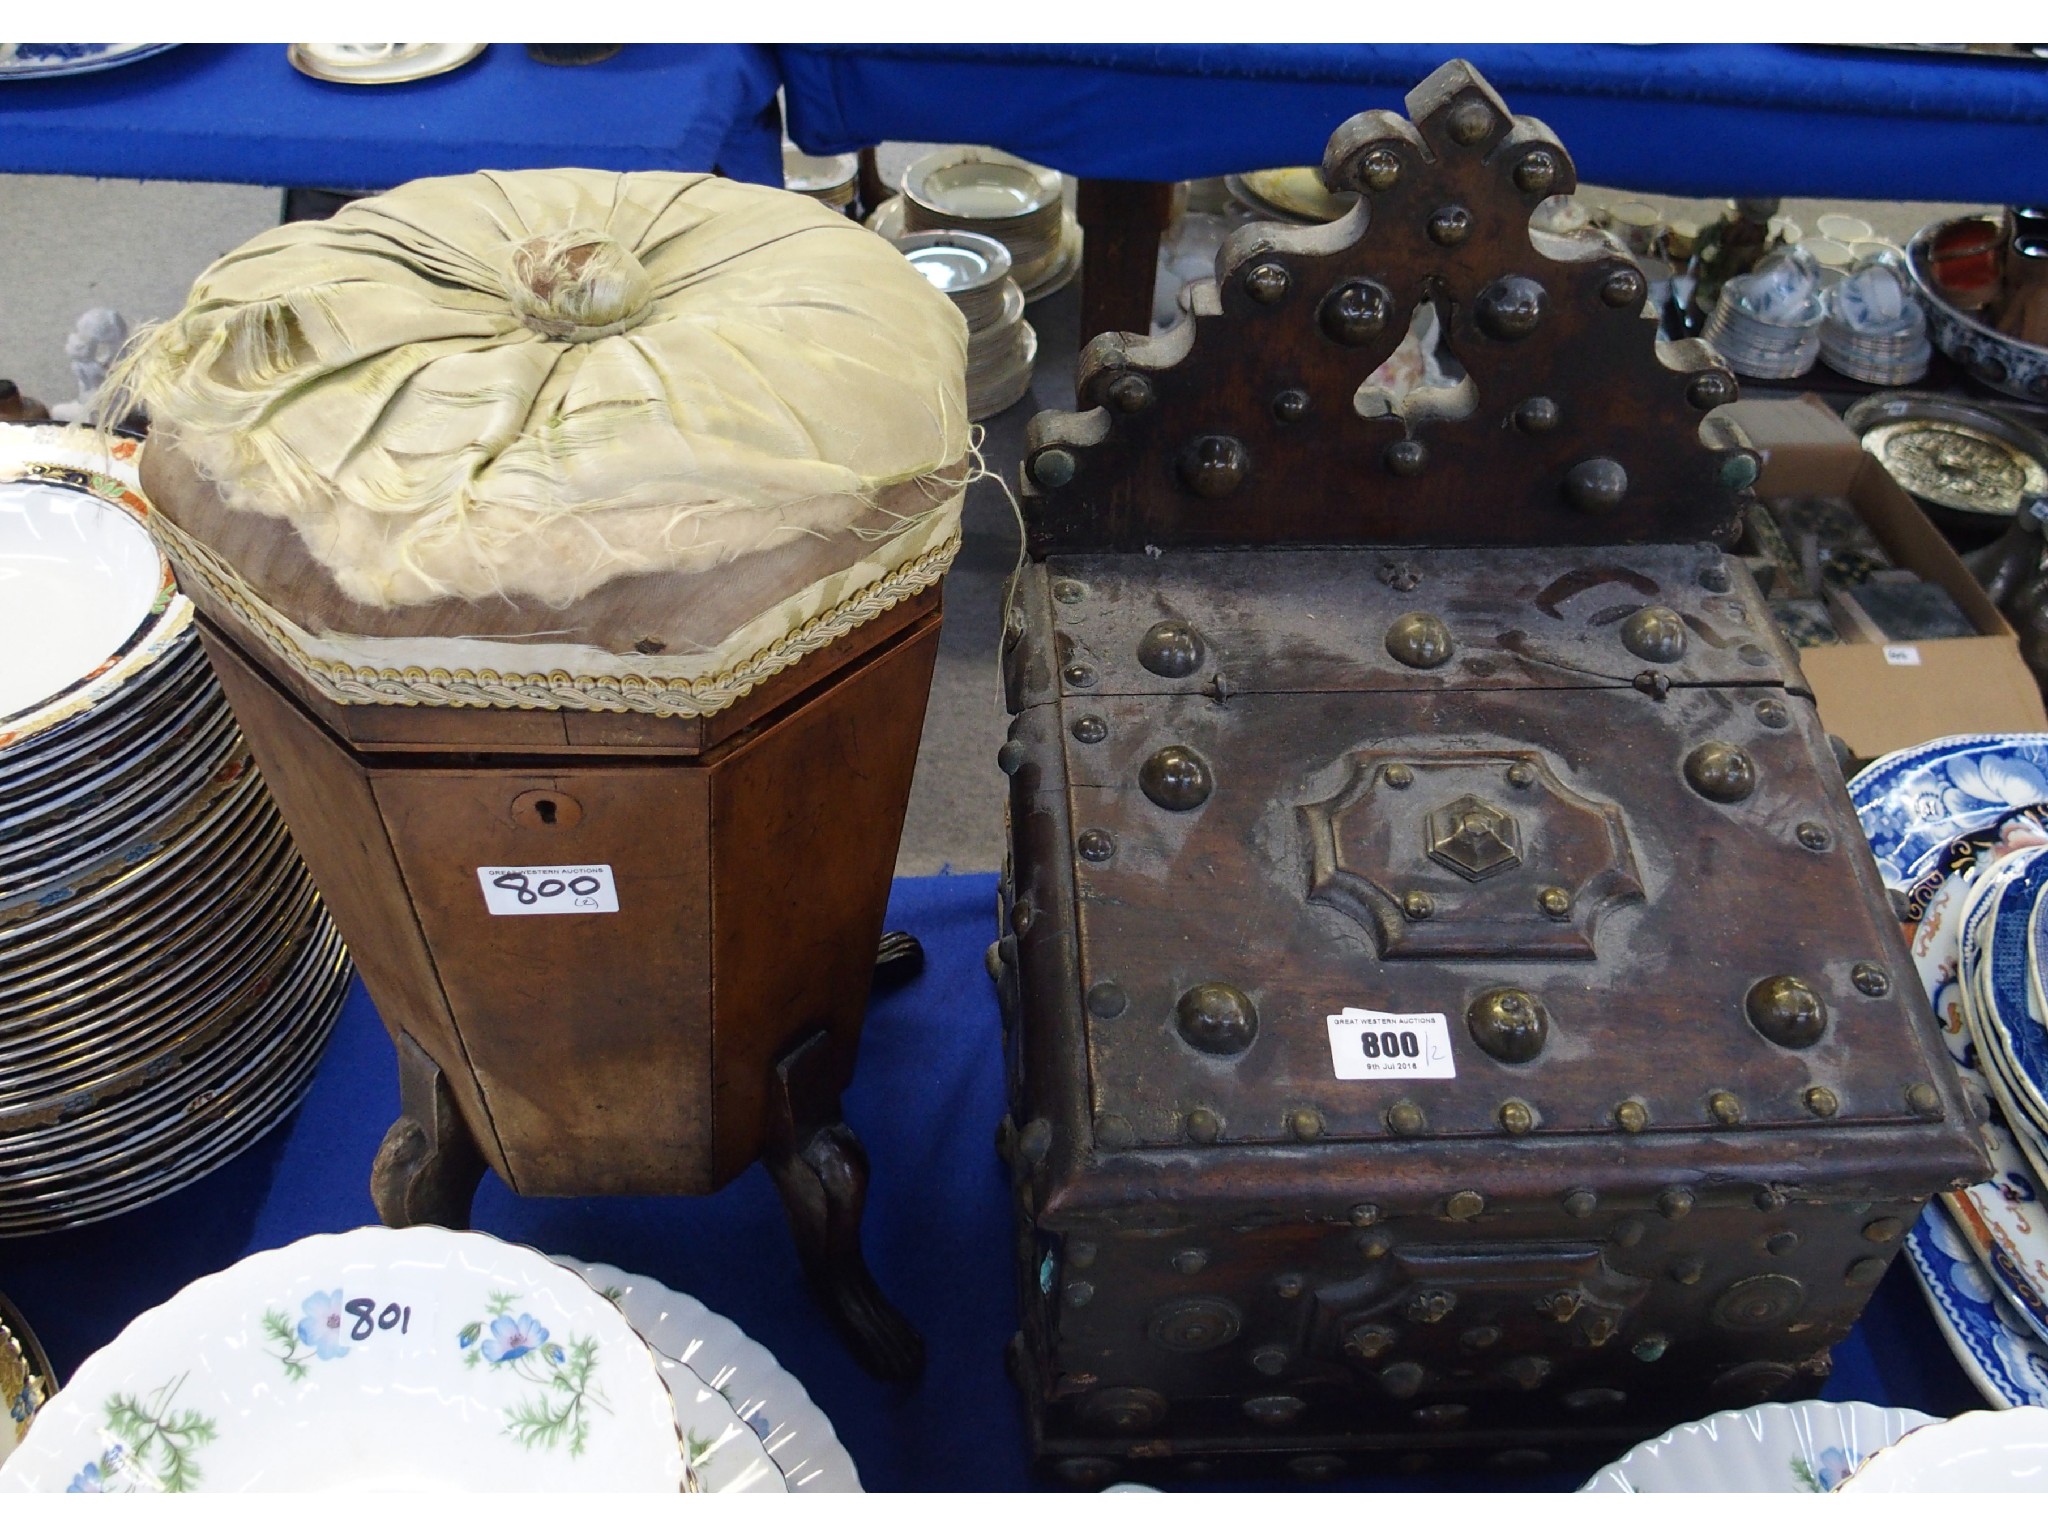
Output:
[0, 45, 177, 79]
[1896, 823, 2048, 1347]
[1851, 733, 2048, 887]
[1908, 1199, 2048, 1408]
[1853, 738, 2048, 1381]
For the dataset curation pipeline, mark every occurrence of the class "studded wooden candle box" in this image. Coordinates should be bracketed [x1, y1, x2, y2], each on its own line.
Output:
[990, 61, 1987, 1484]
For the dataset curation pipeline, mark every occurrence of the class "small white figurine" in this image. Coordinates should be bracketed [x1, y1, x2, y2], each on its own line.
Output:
[51, 307, 131, 424]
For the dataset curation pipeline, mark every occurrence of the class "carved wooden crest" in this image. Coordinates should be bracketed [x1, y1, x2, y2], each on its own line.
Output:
[1021, 60, 1756, 554]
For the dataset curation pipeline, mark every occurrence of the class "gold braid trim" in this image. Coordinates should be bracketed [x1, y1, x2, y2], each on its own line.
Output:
[151, 514, 958, 718]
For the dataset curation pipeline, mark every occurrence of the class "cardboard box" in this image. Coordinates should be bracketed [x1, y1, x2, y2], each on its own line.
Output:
[1720, 394, 2046, 762]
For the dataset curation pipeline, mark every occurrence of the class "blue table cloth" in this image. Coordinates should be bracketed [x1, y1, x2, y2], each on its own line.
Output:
[0, 44, 782, 188]
[0, 872, 1989, 1492]
[780, 43, 2048, 204]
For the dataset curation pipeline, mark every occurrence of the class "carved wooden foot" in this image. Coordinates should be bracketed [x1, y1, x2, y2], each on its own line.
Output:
[873, 929, 925, 991]
[370, 1029, 487, 1229]
[765, 1031, 926, 1381]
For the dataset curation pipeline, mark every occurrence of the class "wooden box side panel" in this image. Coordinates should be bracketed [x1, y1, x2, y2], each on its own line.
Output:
[196, 625, 514, 1181]
[372, 765, 713, 1196]
[707, 608, 943, 1184]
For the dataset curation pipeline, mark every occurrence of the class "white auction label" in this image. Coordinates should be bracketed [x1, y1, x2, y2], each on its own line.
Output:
[476, 864, 619, 915]
[1883, 644, 1923, 667]
[1326, 1009, 1457, 1080]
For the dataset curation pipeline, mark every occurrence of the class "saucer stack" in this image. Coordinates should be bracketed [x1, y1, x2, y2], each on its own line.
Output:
[1704, 251, 1826, 379]
[896, 147, 1079, 298]
[782, 145, 858, 216]
[1820, 257, 1932, 385]
[892, 230, 1035, 419]
[0, 424, 348, 1234]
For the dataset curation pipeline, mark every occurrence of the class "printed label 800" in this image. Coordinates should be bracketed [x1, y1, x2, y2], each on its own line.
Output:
[1325, 1009, 1457, 1080]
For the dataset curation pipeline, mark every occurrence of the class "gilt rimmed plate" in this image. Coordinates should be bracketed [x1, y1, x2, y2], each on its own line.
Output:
[559, 1259, 860, 1492]
[0, 1228, 686, 1491]
[902, 147, 1060, 224]
[1838, 1406, 2048, 1491]
[1579, 1400, 1937, 1492]
[286, 43, 486, 86]
[0, 428, 191, 756]
[0, 1292, 54, 1468]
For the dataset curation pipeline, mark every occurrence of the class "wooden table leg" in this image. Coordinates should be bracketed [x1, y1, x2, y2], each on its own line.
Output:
[764, 1030, 926, 1381]
[857, 146, 887, 220]
[371, 1028, 488, 1229]
[1076, 177, 1177, 342]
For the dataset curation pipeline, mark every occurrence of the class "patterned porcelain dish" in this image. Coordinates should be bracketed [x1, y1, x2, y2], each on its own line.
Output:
[0, 1228, 686, 1492]
[0, 45, 176, 78]
[563, 1259, 860, 1492]
[1838, 1406, 2048, 1491]
[1580, 1400, 1938, 1492]
[1851, 736, 2048, 1392]
[1850, 733, 2048, 886]
[1881, 813, 2048, 1339]
[1909, 218, 2048, 405]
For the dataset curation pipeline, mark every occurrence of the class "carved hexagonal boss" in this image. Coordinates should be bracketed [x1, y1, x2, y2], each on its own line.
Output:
[1302, 749, 1642, 959]
[1426, 794, 1523, 881]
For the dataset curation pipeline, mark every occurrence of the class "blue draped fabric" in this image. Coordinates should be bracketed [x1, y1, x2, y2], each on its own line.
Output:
[0, 872, 1988, 1492]
[0, 44, 783, 188]
[779, 43, 2048, 203]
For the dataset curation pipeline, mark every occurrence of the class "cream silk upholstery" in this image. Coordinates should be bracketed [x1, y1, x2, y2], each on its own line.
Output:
[120, 169, 969, 715]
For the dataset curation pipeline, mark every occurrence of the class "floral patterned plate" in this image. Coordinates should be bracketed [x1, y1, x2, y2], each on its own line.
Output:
[1909, 1150, 2048, 1406]
[1578, 1400, 1938, 1492]
[0, 1228, 686, 1491]
[1866, 804, 2048, 1349]
[1850, 733, 2048, 886]
[560, 1259, 860, 1492]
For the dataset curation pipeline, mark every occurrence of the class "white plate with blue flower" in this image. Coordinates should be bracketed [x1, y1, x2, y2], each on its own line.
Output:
[0, 1228, 689, 1492]
[1578, 1400, 1938, 1492]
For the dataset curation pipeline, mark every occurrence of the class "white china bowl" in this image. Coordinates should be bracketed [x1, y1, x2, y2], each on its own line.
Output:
[1, 1227, 686, 1492]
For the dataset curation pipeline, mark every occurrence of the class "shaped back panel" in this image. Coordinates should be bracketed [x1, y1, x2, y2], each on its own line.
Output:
[1021, 61, 1756, 556]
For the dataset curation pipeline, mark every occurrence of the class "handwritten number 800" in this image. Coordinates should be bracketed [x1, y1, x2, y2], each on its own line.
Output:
[492, 873, 603, 905]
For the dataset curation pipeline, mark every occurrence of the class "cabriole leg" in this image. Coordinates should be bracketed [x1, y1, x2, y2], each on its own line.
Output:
[370, 1029, 487, 1229]
[764, 1030, 926, 1381]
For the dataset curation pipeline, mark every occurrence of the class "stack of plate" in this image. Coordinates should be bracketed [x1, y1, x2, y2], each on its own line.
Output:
[782, 145, 858, 216]
[1703, 250, 1826, 379]
[879, 146, 1081, 302]
[891, 230, 1035, 419]
[1851, 733, 2048, 1410]
[1820, 257, 1932, 385]
[0, 423, 347, 1235]
[0, 1227, 858, 1492]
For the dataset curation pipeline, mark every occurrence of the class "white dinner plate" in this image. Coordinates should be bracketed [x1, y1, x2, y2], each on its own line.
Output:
[0, 1228, 686, 1492]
